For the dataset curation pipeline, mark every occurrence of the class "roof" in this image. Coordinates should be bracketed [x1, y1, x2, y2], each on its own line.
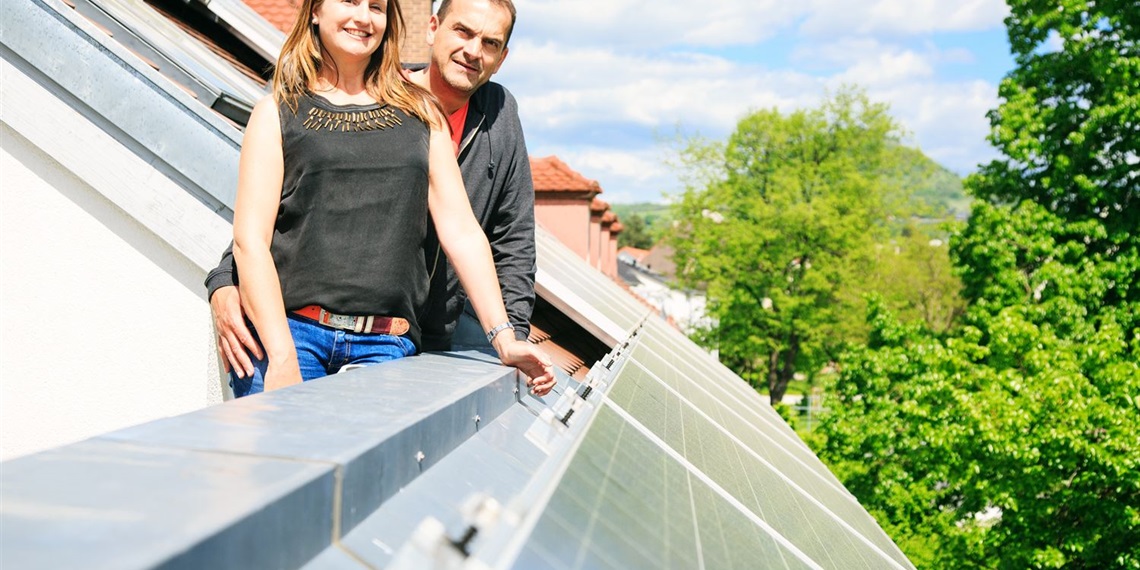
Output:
[618, 246, 650, 262]
[530, 155, 602, 194]
[241, 0, 297, 32]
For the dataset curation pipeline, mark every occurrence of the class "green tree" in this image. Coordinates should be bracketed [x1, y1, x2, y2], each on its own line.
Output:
[866, 224, 965, 333]
[671, 87, 902, 403]
[617, 213, 655, 250]
[814, 1, 1140, 567]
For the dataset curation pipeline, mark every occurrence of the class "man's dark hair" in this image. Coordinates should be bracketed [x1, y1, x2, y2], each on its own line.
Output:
[436, 0, 517, 46]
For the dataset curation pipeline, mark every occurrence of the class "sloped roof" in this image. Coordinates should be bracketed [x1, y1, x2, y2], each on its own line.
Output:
[241, 0, 297, 32]
[530, 155, 602, 194]
[618, 246, 650, 262]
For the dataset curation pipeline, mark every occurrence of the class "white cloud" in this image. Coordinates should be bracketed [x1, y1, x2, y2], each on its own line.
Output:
[800, 0, 1009, 35]
[512, 0, 1008, 51]
[866, 80, 1000, 172]
[501, 40, 820, 134]
[538, 146, 680, 204]
[513, 0, 803, 48]
[795, 39, 936, 84]
[494, 2, 1010, 202]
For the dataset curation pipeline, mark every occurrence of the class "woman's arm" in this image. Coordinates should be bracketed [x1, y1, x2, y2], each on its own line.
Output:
[232, 96, 300, 390]
[426, 119, 556, 395]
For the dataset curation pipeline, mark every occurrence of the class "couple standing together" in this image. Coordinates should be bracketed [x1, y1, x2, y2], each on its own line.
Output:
[205, 0, 556, 397]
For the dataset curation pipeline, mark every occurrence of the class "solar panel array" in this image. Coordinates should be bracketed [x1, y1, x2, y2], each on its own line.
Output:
[482, 228, 915, 569]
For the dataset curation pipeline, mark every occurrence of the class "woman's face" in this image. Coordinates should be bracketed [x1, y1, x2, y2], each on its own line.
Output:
[312, 0, 388, 64]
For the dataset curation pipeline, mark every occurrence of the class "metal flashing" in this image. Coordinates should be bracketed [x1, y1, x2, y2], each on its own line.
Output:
[2, 0, 246, 213]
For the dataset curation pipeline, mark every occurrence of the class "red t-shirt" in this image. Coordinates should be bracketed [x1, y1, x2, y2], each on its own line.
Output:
[447, 101, 470, 156]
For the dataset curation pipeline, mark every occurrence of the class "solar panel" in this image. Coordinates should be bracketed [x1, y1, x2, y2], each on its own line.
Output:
[514, 406, 815, 570]
[453, 302, 914, 569]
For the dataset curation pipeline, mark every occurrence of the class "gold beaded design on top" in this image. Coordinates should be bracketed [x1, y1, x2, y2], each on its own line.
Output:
[303, 106, 403, 132]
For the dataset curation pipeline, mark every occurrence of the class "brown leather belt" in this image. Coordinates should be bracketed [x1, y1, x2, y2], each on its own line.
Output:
[292, 305, 410, 335]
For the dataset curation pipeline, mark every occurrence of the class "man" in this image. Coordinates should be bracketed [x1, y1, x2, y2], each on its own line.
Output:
[205, 0, 552, 393]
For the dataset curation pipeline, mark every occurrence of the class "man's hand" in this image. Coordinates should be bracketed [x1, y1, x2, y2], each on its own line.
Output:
[496, 339, 556, 396]
[211, 285, 263, 377]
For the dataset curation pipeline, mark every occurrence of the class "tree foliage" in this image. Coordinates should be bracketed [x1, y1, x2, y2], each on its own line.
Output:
[670, 88, 902, 403]
[617, 213, 656, 250]
[813, 1, 1140, 567]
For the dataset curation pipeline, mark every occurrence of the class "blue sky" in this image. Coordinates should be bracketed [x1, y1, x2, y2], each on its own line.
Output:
[493, 0, 1017, 204]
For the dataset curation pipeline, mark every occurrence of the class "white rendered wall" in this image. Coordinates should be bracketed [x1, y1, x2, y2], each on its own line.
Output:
[0, 61, 232, 461]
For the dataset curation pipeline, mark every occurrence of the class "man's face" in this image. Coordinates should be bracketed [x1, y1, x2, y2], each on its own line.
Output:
[427, 0, 511, 96]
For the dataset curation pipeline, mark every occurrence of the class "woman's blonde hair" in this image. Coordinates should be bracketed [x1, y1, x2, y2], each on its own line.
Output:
[272, 0, 440, 126]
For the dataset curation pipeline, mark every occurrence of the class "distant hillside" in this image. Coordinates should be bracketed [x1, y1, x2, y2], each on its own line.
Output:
[889, 146, 970, 220]
[611, 202, 673, 226]
[611, 203, 674, 249]
[610, 148, 967, 242]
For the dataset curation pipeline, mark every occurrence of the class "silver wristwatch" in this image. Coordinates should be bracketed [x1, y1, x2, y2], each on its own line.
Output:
[485, 322, 515, 344]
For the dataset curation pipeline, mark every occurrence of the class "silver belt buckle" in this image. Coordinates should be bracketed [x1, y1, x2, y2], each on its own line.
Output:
[321, 309, 358, 330]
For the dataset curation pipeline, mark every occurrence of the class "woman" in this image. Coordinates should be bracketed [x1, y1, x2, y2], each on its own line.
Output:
[230, 0, 552, 395]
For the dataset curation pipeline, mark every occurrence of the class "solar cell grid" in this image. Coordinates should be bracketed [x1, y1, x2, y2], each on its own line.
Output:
[639, 355, 853, 500]
[603, 351, 912, 569]
[690, 479, 817, 570]
[516, 407, 701, 569]
[629, 342, 830, 477]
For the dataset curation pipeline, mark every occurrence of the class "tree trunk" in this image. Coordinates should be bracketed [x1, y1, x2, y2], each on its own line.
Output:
[768, 334, 799, 405]
[767, 350, 780, 402]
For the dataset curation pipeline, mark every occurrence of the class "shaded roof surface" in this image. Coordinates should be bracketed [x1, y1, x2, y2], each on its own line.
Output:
[531, 155, 602, 194]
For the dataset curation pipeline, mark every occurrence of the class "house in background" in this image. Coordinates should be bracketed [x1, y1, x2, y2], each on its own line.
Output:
[617, 245, 650, 266]
[531, 155, 623, 279]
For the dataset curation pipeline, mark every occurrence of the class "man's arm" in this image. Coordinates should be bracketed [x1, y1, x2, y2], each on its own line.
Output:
[203, 243, 262, 377]
[487, 93, 536, 342]
[205, 243, 236, 300]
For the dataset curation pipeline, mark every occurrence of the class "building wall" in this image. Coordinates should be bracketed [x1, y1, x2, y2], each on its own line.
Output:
[401, 0, 434, 64]
[535, 198, 590, 261]
[0, 64, 231, 460]
[598, 225, 612, 275]
[589, 214, 602, 267]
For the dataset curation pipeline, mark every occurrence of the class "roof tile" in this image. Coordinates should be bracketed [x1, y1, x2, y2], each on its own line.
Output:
[530, 156, 602, 194]
[242, 0, 298, 32]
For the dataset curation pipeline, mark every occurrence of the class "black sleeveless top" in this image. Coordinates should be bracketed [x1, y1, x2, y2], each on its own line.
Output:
[271, 93, 431, 348]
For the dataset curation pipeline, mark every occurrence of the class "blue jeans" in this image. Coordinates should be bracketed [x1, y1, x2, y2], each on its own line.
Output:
[230, 313, 417, 398]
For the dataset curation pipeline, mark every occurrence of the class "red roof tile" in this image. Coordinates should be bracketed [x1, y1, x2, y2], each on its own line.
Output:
[530, 156, 601, 195]
[589, 197, 608, 213]
[601, 211, 617, 224]
[618, 246, 650, 261]
[242, 0, 299, 32]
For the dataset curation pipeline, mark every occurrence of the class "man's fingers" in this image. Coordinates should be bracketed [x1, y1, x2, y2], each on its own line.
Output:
[217, 338, 233, 374]
[220, 337, 244, 377]
[220, 333, 254, 378]
[230, 321, 263, 360]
